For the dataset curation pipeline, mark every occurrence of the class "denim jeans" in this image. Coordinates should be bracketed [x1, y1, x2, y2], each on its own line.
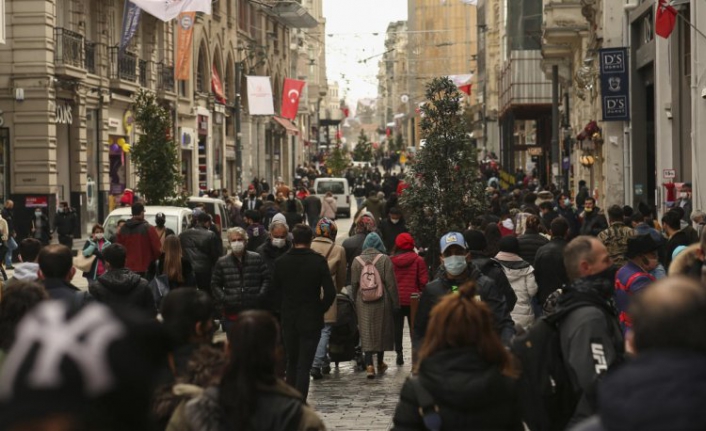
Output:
[312, 323, 332, 368]
[5, 236, 17, 267]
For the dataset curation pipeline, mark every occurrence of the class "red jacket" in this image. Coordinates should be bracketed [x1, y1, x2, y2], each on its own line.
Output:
[116, 218, 162, 273]
[391, 251, 429, 306]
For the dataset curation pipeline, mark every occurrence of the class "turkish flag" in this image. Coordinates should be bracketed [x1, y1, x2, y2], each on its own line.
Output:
[656, 0, 677, 39]
[281, 78, 306, 120]
[458, 84, 472, 96]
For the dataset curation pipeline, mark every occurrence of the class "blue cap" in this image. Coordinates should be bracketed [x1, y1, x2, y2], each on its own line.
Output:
[440, 232, 467, 254]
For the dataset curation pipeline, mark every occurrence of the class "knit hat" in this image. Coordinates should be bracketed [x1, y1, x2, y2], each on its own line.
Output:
[498, 236, 520, 254]
[463, 229, 487, 252]
[363, 232, 387, 254]
[316, 217, 338, 240]
[395, 232, 415, 251]
[0, 301, 170, 430]
[272, 213, 287, 225]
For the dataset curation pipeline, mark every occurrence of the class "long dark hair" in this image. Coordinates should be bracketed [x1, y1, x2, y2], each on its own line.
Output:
[219, 310, 280, 429]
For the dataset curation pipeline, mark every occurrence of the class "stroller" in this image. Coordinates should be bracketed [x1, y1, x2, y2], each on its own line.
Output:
[329, 291, 365, 371]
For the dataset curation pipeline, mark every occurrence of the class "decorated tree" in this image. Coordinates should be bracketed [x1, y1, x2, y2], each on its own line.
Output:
[132, 90, 185, 205]
[352, 129, 374, 162]
[326, 144, 349, 176]
[400, 77, 486, 269]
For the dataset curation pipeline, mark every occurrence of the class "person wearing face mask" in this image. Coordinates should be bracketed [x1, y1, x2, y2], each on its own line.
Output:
[154, 212, 175, 250]
[614, 235, 659, 333]
[241, 185, 263, 213]
[30, 207, 51, 246]
[556, 193, 580, 238]
[677, 183, 693, 222]
[81, 224, 111, 281]
[413, 232, 515, 350]
[256, 221, 292, 315]
[211, 227, 270, 334]
[378, 207, 408, 253]
[54, 201, 78, 249]
[283, 191, 304, 231]
[579, 197, 608, 237]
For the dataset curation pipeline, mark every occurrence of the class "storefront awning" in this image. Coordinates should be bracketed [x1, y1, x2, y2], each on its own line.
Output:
[272, 116, 299, 136]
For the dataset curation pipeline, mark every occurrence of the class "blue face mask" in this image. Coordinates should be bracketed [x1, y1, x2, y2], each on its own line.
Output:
[444, 255, 467, 276]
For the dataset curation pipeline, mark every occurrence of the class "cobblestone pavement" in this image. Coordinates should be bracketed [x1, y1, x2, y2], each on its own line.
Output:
[307, 328, 412, 430]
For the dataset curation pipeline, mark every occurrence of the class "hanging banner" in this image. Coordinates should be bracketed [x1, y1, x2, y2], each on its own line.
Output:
[130, 0, 211, 22]
[120, 1, 142, 51]
[176, 12, 195, 81]
[599, 47, 630, 121]
[281, 78, 306, 120]
[246, 76, 275, 116]
[447, 74, 474, 95]
[212, 66, 226, 103]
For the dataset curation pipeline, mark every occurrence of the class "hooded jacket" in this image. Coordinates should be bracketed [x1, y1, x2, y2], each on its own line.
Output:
[493, 253, 538, 330]
[390, 251, 428, 306]
[89, 269, 156, 318]
[5, 262, 39, 287]
[469, 253, 517, 313]
[116, 218, 162, 273]
[360, 196, 384, 224]
[392, 349, 523, 431]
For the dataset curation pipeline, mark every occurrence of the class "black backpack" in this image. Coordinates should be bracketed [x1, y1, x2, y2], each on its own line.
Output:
[511, 306, 582, 431]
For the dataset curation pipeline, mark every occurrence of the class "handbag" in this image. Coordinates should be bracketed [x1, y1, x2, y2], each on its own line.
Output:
[73, 253, 96, 272]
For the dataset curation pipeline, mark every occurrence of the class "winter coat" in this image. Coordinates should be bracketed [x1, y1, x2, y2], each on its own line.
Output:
[303, 195, 322, 226]
[517, 230, 548, 265]
[89, 269, 157, 318]
[42, 278, 89, 305]
[597, 223, 635, 268]
[179, 226, 222, 274]
[390, 251, 428, 306]
[146, 255, 196, 290]
[342, 232, 367, 284]
[414, 265, 515, 346]
[350, 248, 399, 352]
[4, 262, 39, 289]
[273, 248, 336, 333]
[469, 254, 517, 313]
[668, 243, 704, 281]
[211, 251, 270, 314]
[615, 261, 655, 329]
[556, 205, 580, 237]
[392, 349, 523, 431]
[246, 224, 270, 252]
[30, 214, 51, 245]
[116, 218, 162, 273]
[533, 238, 569, 305]
[360, 196, 384, 224]
[54, 211, 78, 236]
[379, 218, 408, 253]
[82, 238, 111, 280]
[579, 210, 608, 237]
[664, 228, 698, 269]
[571, 351, 706, 431]
[240, 197, 263, 213]
[167, 382, 325, 431]
[494, 253, 538, 330]
[310, 237, 346, 323]
[256, 239, 292, 313]
[320, 196, 337, 219]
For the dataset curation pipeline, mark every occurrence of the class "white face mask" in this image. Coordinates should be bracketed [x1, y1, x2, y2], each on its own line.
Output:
[231, 241, 245, 254]
[95, 233, 104, 240]
[390, 218, 400, 225]
[680, 192, 688, 199]
[271, 238, 287, 248]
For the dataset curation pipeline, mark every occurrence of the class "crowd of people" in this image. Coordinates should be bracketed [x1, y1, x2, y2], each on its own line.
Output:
[0, 165, 704, 431]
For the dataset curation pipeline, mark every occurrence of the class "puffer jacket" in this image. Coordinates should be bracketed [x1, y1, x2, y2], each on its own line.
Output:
[210, 251, 270, 314]
[116, 218, 162, 273]
[89, 269, 157, 318]
[179, 226, 222, 274]
[494, 253, 538, 330]
[392, 348, 523, 431]
[517, 229, 549, 265]
[390, 251, 428, 306]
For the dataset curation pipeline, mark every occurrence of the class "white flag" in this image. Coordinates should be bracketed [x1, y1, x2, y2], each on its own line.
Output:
[247, 76, 275, 116]
[460, 0, 477, 4]
[129, 0, 211, 22]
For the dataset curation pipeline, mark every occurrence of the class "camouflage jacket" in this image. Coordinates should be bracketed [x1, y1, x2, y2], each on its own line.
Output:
[598, 223, 636, 267]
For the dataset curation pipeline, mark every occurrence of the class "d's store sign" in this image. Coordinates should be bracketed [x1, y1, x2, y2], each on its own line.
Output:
[52, 102, 73, 125]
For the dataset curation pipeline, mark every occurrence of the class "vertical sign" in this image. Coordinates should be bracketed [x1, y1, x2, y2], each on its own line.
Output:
[599, 48, 630, 121]
[120, 1, 142, 51]
[176, 12, 195, 81]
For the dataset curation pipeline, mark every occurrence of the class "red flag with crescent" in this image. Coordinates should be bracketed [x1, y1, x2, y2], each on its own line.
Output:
[656, 0, 677, 38]
[281, 78, 306, 120]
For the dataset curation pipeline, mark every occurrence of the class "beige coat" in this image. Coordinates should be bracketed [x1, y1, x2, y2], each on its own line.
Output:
[311, 237, 347, 323]
[320, 196, 337, 219]
[0, 217, 7, 241]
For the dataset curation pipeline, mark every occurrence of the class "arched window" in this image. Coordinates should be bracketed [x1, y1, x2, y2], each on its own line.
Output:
[196, 42, 209, 93]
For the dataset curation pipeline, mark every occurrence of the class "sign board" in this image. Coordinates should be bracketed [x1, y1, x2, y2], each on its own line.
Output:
[663, 169, 676, 179]
[527, 147, 543, 156]
[25, 196, 48, 208]
[599, 48, 630, 121]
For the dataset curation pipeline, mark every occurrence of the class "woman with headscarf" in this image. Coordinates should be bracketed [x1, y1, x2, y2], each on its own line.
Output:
[350, 232, 399, 378]
[309, 218, 347, 379]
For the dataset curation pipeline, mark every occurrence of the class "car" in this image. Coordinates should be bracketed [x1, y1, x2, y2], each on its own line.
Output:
[187, 196, 231, 247]
[313, 177, 351, 218]
[103, 206, 192, 242]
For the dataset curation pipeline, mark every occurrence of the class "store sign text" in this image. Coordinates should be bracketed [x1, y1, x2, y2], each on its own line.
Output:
[54, 103, 73, 125]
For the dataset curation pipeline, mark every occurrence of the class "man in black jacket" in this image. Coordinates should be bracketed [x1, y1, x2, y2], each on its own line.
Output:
[241, 186, 263, 213]
[89, 244, 156, 319]
[534, 216, 570, 305]
[303, 191, 322, 228]
[54, 201, 78, 249]
[463, 229, 517, 313]
[378, 207, 408, 253]
[414, 232, 515, 347]
[272, 224, 336, 400]
[579, 198, 608, 237]
[38, 244, 89, 305]
[256, 221, 292, 314]
[179, 212, 222, 291]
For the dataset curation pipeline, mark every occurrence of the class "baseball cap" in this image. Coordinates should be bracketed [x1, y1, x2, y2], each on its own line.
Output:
[440, 232, 467, 254]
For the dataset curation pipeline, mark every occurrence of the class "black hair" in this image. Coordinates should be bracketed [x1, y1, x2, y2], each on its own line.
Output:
[607, 204, 624, 222]
[0, 281, 48, 350]
[584, 197, 596, 205]
[550, 216, 570, 238]
[389, 207, 403, 216]
[630, 212, 645, 225]
[155, 213, 166, 227]
[244, 209, 261, 223]
[292, 224, 313, 245]
[160, 289, 214, 346]
[539, 201, 553, 211]
[661, 210, 682, 231]
[131, 202, 145, 216]
[197, 212, 212, 224]
[18, 238, 42, 263]
[368, 190, 377, 198]
[38, 244, 73, 279]
[671, 206, 686, 220]
[623, 205, 634, 218]
[103, 243, 127, 269]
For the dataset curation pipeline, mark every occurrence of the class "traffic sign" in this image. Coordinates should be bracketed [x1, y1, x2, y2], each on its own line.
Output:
[663, 169, 676, 179]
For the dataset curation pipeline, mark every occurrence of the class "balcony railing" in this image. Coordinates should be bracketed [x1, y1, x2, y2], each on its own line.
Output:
[139, 60, 148, 87]
[85, 41, 96, 74]
[55, 28, 84, 68]
[157, 62, 175, 93]
[109, 47, 138, 82]
[499, 50, 552, 113]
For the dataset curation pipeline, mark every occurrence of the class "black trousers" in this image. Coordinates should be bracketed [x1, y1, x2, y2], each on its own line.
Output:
[283, 326, 320, 400]
[394, 305, 412, 354]
[364, 351, 385, 367]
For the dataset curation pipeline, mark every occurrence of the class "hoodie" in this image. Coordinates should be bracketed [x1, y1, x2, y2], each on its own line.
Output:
[494, 253, 538, 330]
[89, 269, 156, 318]
[390, 251, 428, 306]
[8, 262, 39, 283]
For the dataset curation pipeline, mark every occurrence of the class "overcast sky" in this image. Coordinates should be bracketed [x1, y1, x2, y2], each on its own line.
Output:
[322, 0, 408, 106]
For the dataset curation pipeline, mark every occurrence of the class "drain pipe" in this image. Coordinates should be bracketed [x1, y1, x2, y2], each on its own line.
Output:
[623, 0, 633, 206]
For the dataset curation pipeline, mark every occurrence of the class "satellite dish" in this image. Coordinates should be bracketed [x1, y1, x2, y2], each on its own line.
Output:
[401, 94, 409, 103]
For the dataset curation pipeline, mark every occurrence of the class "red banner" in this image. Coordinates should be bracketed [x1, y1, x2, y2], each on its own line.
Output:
[212, 66, 226, 103]
[281, 78, 306, 120]
[176, 12, 195, 81]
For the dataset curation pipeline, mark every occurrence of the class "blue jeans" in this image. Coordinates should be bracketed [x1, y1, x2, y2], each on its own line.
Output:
[312, 323, 332, 368]
[5, 236, 17, 267]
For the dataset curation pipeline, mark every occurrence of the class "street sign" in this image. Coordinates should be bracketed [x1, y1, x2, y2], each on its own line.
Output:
[663, 169, 676, 179]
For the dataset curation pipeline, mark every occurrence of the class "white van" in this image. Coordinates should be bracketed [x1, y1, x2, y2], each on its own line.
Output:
[313, 177, 351, 218]
[103, 206, 192, 241]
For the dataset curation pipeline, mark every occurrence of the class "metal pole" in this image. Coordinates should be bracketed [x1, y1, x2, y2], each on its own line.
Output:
[235, 61, 243, 195]
[563, 89, 571, 191]
[551, 65, 560, 187]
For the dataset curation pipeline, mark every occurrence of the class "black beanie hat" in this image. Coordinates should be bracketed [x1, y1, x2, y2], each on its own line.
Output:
[498, 236, 520, 255]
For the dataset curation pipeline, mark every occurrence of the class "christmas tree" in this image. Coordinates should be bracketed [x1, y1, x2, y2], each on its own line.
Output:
[353, 129, 374, 162]
[400, 77, 486, 269]
[326, 144, 350, 176]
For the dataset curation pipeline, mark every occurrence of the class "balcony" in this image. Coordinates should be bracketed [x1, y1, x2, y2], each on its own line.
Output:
[157, 62, 175, 94]
[499, 50, 552, 114]
[85, 41, 96, 74]
[542, 1, 588, 47]
[54, 28, 87, 79]
[109, 47, 139, 92]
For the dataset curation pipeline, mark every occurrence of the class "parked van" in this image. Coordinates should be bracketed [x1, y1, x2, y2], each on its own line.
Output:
[187, 196, 231, 247]
[103, 206, 192, 242]
[313, 177, 351, 218]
